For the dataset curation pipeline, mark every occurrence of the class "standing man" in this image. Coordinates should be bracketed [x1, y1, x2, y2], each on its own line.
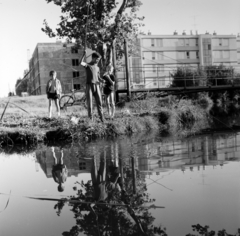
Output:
[46, 70, 62, 118]
[80, 50, 104, 122]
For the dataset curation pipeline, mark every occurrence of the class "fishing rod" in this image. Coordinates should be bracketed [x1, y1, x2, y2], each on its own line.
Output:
[0, 192, 165, 211]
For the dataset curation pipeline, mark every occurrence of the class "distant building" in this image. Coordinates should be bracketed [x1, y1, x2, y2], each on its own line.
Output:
[117, 32, 240, 89]
[28, 34, 240, 94]
[28, 42, 90, 95]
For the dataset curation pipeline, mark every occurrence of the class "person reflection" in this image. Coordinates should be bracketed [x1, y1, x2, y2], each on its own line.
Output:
[51, 147, 68, 192]
[91, 146, 122, 202]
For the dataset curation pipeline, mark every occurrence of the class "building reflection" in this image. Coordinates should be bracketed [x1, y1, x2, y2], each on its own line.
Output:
[133, 132, 240, 175]
[35, 132, 240, 178]
[36, 147, 92, 178]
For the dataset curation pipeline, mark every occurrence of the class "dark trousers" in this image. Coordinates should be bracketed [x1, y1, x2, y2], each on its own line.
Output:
[86, 83, 103, 120]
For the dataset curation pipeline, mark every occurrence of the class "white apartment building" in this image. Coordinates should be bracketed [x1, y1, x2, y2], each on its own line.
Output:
[117, 32, 240, 90]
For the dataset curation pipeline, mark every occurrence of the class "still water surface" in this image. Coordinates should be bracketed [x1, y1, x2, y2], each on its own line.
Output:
[0, 131, 240, 236]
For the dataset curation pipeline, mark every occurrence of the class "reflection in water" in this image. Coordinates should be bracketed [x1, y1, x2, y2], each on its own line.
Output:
[51, 147, 68, 192]
[91, 146, 122, 202]
[32, 131, 240, 235]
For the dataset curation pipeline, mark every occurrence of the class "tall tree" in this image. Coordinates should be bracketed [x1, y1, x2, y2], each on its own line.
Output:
[42, 0, 144, 68]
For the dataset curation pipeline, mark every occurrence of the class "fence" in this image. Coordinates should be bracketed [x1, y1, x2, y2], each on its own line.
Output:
[116, 66, 240, 90]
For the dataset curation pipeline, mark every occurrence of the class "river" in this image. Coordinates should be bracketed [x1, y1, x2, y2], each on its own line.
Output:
[0, 129, 240, 236]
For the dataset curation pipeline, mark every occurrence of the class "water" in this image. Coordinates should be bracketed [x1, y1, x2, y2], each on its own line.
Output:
[0, 130, 240, 236]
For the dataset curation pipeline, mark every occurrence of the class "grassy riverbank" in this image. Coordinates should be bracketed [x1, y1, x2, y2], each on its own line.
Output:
[0, 94, 212, 148]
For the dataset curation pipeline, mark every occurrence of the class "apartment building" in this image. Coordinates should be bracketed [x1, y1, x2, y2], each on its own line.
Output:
[28, 42, 87, 95]
[118, 32, 240, 89]
[28, 34, 240, 94]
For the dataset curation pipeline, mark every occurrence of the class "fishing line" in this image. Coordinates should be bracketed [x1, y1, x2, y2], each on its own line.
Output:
[0, 192, 165, 209]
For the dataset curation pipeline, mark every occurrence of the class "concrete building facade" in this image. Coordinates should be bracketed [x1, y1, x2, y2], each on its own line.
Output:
[117, 32, 240, 90]
[29, 34, 240, 94]
[28, 42, 87, 95]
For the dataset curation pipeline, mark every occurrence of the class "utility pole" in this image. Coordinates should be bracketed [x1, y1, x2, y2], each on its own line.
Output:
[112, 39, 119, 102]
[124, 38, 131, 101]
[131, 156, 136, 194]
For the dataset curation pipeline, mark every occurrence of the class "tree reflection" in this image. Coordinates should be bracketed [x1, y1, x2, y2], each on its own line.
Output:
[54, 163, 167, 236]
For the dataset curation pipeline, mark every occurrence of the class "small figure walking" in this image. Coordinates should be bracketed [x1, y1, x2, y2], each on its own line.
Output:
[51, 147, 68, 192]
[103, 64, 115, 118]
[80, 51, 105, 122]
[46, 70, 62, 118]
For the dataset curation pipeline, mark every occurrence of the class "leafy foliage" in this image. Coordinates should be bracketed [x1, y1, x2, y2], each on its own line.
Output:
[42, 0, 144, 66]
[171, 67, 207, 88]
[205, 65, 234, 86]
[186, 224, 240, 236]
[171, 65, 236, 88]
[15, 77, 28, 96]
[54, 170, 167, 236]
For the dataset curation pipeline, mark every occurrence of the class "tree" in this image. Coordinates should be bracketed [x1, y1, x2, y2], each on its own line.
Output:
[54, 173, 167, 236]
[205, 64, 234, 86]
[42, 0, 144, 68]
[171, 67, 207, 88]
[15, 77, 28, 96]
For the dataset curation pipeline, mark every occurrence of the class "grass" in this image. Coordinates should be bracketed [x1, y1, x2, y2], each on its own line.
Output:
[0, 95, 49, 116]
[0, 94, 214, 148]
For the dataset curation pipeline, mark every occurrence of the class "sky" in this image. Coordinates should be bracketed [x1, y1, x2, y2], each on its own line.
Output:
[0, 0, 240, 97]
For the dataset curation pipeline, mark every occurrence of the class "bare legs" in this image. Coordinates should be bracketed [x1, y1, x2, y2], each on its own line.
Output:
[48, 98, 60, 118]
[106, 92, 115, 118]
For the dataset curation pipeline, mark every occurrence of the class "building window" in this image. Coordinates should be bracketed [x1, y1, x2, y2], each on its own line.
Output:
[157, 52, 163, 60]
[156, 39, 162, 47]
[208, 44, 211, 50]
[196, 39, 198, 46]
[219, 39, 222, 46]
[74, 84, 81, 90]
[142, 39, 151, 47]
[151, 39, 155, 47]
[223, 51, 230, 58]
[186, 51, 190, 59]
[178, 39, 184, 46]
[73, 71, 80, 78]
[79, 162, 86, 170]
[71, 47, 78, 54]
[152, 52, 156, 60]
[218, 38, 229, 47]
[72, 59, 79, 66]
[152, 65, 156, 73]
[185, 39, 189, 46]
[196, 51, 199, 59]
[237, 52, 240, 60]
[222, 39, 229, 46]
[214, 50, 230, 59]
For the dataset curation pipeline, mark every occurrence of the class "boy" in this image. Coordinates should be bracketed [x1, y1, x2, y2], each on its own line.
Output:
[80, 50, 105, 122]
[51, 147, 68, 192]
[46, 70, 62, 118]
